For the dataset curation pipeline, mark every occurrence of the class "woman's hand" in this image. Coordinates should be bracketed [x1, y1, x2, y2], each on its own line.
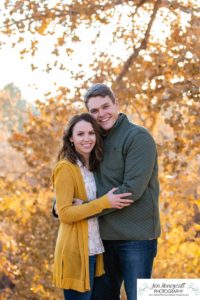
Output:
[106, 187, 133, 209]
[72, 198, 83, 206]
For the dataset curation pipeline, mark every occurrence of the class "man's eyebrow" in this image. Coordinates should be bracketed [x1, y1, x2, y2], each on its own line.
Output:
[90, 103, 110, 112]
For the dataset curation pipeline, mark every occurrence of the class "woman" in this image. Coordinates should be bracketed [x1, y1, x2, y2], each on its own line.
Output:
[52, 113, 132, 300]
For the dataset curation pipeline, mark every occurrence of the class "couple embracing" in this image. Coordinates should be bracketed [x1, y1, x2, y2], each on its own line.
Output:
[51, 83, 161, 300]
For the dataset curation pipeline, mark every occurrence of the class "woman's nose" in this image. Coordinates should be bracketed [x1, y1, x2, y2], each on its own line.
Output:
[83, 134, 90, 141]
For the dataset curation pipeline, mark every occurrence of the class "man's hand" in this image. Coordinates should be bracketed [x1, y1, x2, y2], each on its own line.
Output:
[107, 187, 133, 209]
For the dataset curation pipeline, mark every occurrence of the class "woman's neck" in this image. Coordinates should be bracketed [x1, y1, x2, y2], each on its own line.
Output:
[83, 156, 90, 169]
[77, 152, 90, 169]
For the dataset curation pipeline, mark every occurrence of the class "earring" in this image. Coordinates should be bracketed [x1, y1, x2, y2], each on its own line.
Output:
[71, 142, 74, 147]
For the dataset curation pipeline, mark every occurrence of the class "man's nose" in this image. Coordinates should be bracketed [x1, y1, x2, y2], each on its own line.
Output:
[98, 109, 104, 117]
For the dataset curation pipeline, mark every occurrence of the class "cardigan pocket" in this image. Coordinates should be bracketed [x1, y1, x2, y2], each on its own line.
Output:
[61, 249, 82, 278]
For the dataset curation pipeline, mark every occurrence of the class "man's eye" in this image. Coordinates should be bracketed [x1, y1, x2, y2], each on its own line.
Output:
[90, 109, 98, 114]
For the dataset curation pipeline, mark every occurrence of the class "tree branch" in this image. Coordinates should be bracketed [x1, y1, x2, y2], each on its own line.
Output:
[115, 0, 161, 84]
[160, 0, 200, 14]
[0, 1, 141, 30]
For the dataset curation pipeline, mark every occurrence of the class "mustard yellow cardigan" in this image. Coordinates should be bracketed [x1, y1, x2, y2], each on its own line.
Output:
[52, 159, 111, 292]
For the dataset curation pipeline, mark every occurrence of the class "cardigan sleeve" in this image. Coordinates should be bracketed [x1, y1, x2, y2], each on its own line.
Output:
[53, 163, 111, 224]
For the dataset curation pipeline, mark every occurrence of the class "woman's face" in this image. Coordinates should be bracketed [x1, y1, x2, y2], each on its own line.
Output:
[70, 120, 96, 159]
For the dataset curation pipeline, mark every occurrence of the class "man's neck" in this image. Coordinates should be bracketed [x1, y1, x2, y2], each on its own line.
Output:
[102, 113, 121, 136]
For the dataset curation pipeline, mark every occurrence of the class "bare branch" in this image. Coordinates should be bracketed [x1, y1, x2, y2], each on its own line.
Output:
[115, 0, 161, 84]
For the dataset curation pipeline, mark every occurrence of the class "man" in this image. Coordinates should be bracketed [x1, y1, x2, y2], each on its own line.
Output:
[84, 83, 161, 300]
[53, 83, 160, 299]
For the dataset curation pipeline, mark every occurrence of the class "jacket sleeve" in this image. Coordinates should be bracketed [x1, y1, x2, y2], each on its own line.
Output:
[53, 163, 111, 223]
[96, 132, 157, 217]
[118, 131, 157, 200]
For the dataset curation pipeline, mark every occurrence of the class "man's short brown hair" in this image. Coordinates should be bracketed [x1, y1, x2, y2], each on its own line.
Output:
[84, 83, 116, 109]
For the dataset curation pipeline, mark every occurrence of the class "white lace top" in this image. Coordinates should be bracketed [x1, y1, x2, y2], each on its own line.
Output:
[77, 160, 104, 256]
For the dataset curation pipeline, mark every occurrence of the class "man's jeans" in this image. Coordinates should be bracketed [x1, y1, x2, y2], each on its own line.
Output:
[91, 239, 157, 300]
[64, 255, 96, 300]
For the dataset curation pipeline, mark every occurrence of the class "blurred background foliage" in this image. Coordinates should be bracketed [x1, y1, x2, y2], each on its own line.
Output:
[0, 0, 199, 299]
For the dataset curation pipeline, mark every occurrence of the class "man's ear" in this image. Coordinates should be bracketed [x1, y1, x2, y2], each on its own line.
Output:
[115, 99, 119, 107]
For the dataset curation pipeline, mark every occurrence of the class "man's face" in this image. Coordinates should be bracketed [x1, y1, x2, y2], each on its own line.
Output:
[87, 96, 119, 131]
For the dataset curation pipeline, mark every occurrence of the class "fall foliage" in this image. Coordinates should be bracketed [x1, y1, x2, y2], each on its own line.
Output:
[0, 0, 200, 299]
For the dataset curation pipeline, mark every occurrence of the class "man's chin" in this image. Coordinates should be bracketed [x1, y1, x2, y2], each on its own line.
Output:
[100, 121, 112, 131]
[101, 125, 111, 131]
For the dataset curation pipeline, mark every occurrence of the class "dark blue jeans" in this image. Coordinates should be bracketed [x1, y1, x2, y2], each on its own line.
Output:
[64, 255, 96, 300]
[91, 239, 157, 300]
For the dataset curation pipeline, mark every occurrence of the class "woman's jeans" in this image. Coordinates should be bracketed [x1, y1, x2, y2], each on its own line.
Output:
[91, 239, 158, 300]
[64, 255, 96, 300]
